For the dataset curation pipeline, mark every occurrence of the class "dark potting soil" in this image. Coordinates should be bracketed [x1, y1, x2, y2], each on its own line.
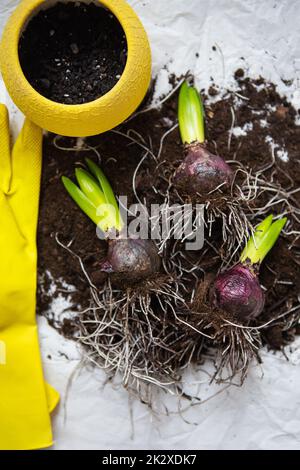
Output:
[37, 72, 300, 350]
[18, 2, 127, 104]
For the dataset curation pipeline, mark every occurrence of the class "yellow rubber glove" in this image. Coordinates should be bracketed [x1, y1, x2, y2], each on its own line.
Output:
[0, 104, 59, 450]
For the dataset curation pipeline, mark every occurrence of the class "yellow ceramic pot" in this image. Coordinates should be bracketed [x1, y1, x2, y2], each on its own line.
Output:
[0, 0, 151, 137]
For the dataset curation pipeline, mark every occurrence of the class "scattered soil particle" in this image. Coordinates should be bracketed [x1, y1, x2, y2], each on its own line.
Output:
[19, 2, 127, 104]
[208, 85, 219, 96]
[275, 105, 290, 120]
[234, 68, 245, 79]
[37, 71, 300, 353]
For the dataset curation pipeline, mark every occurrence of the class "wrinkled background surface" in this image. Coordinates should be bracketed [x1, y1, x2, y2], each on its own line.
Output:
[1, 0, 300, 450]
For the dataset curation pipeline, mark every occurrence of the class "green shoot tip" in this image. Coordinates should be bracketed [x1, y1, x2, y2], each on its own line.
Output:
[178, 81, 205, 145]
[62, 162, 124, 234]
[240, 214, 287, 265]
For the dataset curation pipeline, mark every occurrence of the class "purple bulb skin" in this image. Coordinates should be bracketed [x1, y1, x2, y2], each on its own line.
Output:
[211, 263, 265, 320]
[175, 143, 233, 195]
[100, 237, 161, 282]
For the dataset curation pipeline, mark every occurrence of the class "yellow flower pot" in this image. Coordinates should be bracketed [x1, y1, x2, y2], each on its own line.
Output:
[0, 0, 151, 137]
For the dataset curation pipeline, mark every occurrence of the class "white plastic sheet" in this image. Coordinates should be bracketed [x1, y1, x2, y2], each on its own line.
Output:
[1, 0, 300, 450]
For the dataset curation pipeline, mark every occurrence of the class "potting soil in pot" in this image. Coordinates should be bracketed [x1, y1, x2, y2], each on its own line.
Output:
[18, 2, 127, 104]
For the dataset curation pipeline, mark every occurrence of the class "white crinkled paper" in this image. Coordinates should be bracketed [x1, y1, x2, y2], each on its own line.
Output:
[1, 0, 300, 450]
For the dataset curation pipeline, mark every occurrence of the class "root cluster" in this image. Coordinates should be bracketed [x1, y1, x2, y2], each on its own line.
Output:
[76, 275, 208, 397]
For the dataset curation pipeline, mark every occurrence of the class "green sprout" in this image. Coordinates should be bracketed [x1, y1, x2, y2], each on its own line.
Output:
[62, 159, 123, 234]
[240, 214, 287, 265]
[178, 81, 205, 145]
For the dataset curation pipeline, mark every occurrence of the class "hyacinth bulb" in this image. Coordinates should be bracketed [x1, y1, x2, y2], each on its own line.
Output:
[210, 215, 287, 321]
[174, 142, 233, 195]
[211, 263, 265, 320]
[100, 237, 161, 282]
